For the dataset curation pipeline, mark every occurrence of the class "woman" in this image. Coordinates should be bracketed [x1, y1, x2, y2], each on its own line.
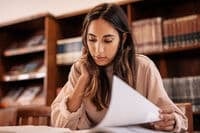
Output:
[51, 3, 187, 132]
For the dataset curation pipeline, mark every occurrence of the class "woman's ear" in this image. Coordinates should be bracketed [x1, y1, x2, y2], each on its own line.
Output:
[122, 33, 127, 44]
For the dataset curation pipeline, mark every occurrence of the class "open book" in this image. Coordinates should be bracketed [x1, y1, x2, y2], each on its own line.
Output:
[88, 75, 162, 133]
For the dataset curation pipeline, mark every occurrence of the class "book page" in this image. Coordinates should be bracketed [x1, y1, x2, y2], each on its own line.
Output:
[97, 75, 160, 127]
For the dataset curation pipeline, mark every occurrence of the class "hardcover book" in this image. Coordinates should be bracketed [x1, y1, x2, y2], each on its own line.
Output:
[16, 86, 41, 105]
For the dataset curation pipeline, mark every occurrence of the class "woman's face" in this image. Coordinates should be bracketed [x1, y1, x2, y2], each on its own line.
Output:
[87, 18, 120, 66]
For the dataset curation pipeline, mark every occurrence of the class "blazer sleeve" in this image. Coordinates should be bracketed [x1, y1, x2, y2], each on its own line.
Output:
[51, 63, 92, 130]
[145, 60, 188, 132]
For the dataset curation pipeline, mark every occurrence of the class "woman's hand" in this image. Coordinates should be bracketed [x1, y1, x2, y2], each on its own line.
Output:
[67, 61, 91, 112]
[152, 107, 176, 131]
[79, 61, 90, 80]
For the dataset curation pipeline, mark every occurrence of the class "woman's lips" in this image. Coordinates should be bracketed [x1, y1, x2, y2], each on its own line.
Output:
[95, 56, 107, 61]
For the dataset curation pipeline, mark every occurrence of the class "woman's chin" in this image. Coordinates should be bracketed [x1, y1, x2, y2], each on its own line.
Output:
[96, 63, 107, 66]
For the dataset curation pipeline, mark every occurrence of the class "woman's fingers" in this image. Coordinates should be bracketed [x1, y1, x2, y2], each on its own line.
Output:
[154, 124, 174, 131]
[152, 106, 176, 131]
[154, 119, 175, 128]
[160, 107, 174, 114]
[159, 113, 175, 121]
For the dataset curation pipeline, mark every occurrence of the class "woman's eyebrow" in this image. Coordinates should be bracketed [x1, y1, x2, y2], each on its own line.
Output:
[103, 34, 115, 38]
[87, 33, 115, 38]
[87, 33, 96, 37]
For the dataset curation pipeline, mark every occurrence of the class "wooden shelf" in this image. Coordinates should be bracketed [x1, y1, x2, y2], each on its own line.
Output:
[0, 13, 58, 106]
[3, 72, 46, 82]
[138, 44, 200, 56]
[0, 13, 51, 28]
[56, 52, 81, 66]
[56, 0, 141, 19]
[57, 61, 76, 66]
[4, 45, 45, 57]
[193, 111, 200, 115]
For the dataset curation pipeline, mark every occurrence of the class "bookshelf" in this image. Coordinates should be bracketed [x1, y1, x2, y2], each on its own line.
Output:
[55, 13, 86, 90]
[0, 13, 58, 108]
[127, 0, 200, 131]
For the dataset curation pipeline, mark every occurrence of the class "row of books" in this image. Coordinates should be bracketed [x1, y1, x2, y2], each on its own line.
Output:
[57, 36, 82, 65]
[6, 58, 44, 75]
[163, 14, 200, 48]
[132, 14, 200, 53]
[163, 75, 200, 113]
[0, 85, 44, 108]
[4, 31, 45, 56]
[132, 17, 162, 53]
[4, 59, 45, 81]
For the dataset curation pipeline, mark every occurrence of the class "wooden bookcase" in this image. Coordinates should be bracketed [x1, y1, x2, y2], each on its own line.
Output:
[56, 13, 86, 91]
[127, 0, 200, 131]
[128, 0, 200, 78]
[0, 13, 58, 108]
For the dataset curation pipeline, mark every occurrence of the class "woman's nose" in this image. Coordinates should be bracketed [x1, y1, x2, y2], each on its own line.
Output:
[96, 43, 104, 53]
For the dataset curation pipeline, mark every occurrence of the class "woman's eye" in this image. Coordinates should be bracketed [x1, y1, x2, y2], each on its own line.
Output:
[104, 39, 113, 43]
[88, 39, 96, 42]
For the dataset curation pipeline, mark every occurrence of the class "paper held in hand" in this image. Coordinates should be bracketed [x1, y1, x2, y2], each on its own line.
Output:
[97, 75, 160, 127]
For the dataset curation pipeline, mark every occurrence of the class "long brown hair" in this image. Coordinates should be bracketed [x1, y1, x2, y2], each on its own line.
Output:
[81, 3, 136, 111]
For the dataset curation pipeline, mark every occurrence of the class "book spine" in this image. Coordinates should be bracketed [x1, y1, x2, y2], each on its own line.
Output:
[163, 76, 200, 113]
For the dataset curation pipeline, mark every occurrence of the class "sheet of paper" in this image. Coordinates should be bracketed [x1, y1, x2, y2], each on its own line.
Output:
[97, 75, 160, 127]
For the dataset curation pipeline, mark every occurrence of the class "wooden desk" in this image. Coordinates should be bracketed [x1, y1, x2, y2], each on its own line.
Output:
[0, 126, 71, 133]
[0, 125, 168, 133]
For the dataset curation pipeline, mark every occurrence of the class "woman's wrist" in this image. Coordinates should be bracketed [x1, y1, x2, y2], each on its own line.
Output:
[67, 75, 90, 112]
[79, 74, 90, 87]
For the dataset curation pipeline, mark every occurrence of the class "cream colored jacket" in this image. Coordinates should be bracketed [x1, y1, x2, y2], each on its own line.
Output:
[51, 54, 187, 132]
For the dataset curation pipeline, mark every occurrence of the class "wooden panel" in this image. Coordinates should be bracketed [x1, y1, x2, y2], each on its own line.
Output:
[0, 107, 17, 126]
[165, 50, 200, 77]
[149, 49, 200, 78]
[16, 105, 51, 126]
[44, 16, 58, 105]
[176, 103, 193, 133]
[21, 117, 28, 125]
[131, 0, 200, 21]
[57, 14, 85, 39]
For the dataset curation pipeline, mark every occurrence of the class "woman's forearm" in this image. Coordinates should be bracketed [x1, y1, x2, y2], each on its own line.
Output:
[67, 75, 89, 112]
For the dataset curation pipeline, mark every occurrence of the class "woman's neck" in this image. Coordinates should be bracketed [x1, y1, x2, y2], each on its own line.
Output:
[105, 64, 113, 80]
